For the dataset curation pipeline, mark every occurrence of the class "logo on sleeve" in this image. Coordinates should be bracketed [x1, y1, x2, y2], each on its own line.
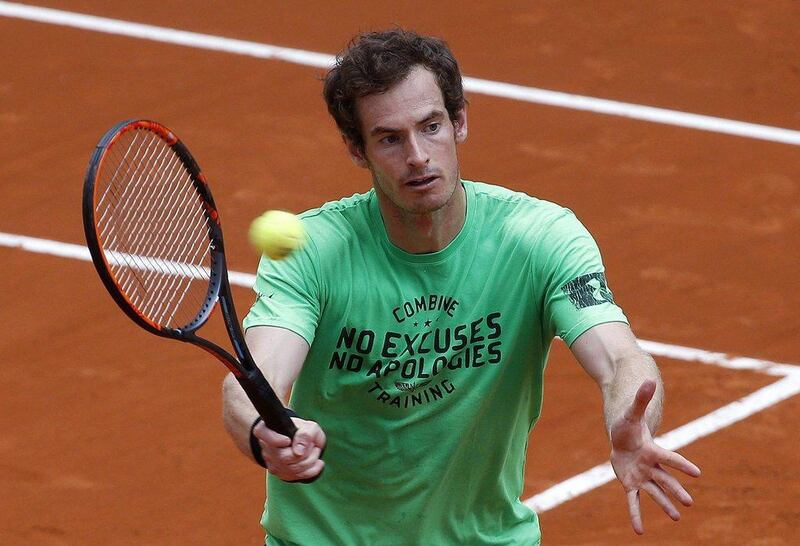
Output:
[561, 272, 615, 309]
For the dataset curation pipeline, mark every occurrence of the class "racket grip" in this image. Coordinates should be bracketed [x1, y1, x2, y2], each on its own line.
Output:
[237, 368, 298, 438]
[239, 368, 324, 484]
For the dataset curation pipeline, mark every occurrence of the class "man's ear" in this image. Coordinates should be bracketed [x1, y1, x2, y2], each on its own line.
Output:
[453, 108, 468, 144]
[344, 136, 369, 169]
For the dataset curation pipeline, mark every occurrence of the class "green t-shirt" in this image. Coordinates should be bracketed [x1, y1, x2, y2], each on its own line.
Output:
[244, 180, 627, 545]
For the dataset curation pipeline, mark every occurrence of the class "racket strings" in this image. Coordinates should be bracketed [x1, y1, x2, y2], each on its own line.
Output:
[107, 142, 210, 325]
[94, 128, 214, 329]
[101, 136, 202, 320]
[110, 144, 201, 313]
[120, 143, 211, 324]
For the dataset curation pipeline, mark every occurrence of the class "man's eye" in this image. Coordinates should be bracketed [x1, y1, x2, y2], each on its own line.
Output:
[381, 135, 399, 144]
[425, 122, 440, 133]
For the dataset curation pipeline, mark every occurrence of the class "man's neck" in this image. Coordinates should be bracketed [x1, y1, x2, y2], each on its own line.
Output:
[379, 183, 467, 254]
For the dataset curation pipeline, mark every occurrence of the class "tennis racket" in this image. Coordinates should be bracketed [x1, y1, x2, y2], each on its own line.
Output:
[82, 119, 298, 441]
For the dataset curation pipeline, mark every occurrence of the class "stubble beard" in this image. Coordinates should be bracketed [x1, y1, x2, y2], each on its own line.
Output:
[372, 168, 461, 217]
[368, 147, 462, 217]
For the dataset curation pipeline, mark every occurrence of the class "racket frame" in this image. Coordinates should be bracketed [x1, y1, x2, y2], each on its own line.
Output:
[82, 119, 298, 438]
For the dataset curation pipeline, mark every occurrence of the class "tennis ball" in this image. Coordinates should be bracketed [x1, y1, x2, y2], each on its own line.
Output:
[248, 210, 306, 260]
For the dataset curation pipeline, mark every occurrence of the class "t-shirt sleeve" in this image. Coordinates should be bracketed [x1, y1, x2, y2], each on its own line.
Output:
[242, 237, 321, 346]
[535, 208, 628, 346]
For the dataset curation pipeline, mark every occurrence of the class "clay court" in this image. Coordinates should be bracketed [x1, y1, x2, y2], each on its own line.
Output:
[2, 1, 799, 544]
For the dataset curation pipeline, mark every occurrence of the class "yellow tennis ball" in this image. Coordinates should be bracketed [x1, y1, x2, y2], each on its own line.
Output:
[248, 210, 306, 260]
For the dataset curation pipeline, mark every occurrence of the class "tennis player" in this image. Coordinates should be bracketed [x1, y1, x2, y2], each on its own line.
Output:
[222, 29, 700, 544]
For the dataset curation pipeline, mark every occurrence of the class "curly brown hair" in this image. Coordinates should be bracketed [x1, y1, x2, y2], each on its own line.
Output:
[323, 29, 466, 150]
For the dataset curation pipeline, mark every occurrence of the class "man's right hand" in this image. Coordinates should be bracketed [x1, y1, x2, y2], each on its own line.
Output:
[253, 417, 326, 482]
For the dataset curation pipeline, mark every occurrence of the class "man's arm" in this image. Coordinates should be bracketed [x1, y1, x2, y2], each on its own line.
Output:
[222, 325, 325, 481]
[569, 322, 701, 534]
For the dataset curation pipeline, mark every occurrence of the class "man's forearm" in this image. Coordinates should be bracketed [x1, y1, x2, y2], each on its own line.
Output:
[221, 327, 310, 465]
[603, 351, 663, 435]
[222, 374, 261, 459]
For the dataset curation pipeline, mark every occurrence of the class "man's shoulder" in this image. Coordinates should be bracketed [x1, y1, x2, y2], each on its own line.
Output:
[297, 189, 375, 235]
[466, 180, 573, 227]
[295, 189, 376, 257]
[300, 189, 374, 222]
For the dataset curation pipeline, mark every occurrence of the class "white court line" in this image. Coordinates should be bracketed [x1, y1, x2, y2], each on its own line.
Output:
[525, 372, 800, 512]
[3, 230, 800, 512]
[525, 333, 800, 510]
[2, 1, 800, 146]
[637, 339, 800, 377]
[0, 231, 258, 287]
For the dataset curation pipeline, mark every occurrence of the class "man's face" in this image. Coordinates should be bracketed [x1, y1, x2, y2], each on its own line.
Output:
[346, 65, 468, 216]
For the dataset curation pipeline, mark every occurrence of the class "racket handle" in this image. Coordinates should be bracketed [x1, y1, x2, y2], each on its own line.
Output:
[239, 368, 324, 484]
[237, 368, 298, 438]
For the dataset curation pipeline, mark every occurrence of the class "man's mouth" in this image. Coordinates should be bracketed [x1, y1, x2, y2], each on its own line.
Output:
[406, 175, 438, 187]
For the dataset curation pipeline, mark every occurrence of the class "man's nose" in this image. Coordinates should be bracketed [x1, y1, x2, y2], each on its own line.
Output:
[405, 134, 429, 168]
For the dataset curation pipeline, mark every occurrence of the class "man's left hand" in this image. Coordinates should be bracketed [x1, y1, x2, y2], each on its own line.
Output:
[609, 379, 701, 534]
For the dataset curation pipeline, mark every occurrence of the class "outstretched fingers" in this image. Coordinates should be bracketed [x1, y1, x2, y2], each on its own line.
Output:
[627, 489, 644, 535]
[626, 476, 683, 535]
[658, 446, 702, 478]
[622, 456, 700, 534]
[642, 480, 680, 521]
[653, 466, 694, 507]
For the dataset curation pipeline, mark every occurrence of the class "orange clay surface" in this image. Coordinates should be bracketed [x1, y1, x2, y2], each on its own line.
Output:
[1, 2, 799, 544]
